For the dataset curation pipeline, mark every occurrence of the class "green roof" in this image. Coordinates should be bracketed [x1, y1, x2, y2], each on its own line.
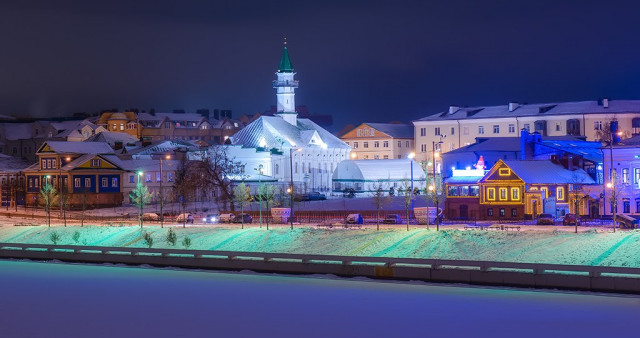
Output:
[278, 46, 294, 73]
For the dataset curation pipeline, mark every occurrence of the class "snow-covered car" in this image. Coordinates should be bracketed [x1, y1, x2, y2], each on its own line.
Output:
[536, 213, 555, 225]
[232, 213, 253, 224]
[383, 214, 402, 224]
[142, 213, 160, 221]
[176, 213, 194, 224]
[346, 213, 364, 224]
[202, 214, 220, 224]
[219, 213, 235, 223]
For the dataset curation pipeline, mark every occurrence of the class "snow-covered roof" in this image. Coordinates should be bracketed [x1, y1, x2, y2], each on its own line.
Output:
[55, 120, 101, 138]
[2, 123, 32, 140]
[231, 116, 349, 150]
[85, 131, 138, 146]
[416, 100, 640, 122]
[0, 154, 33, 172]
[444, 176, 483, 184]
[500, 160, 596, 184]
[126, 140, 197, 157]
[332, 159, 426, 181]
[38, 141, 114, 155]
[105, 156, 181, 172]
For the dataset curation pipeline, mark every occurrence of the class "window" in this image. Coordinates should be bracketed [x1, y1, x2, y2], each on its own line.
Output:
[555, 123, 561, 132]
[374, 141, 379, 148]
[622, 168, 629, 184]
[463, 126, 469, 135]
[540, 187, 548, 198]
[636, 199, 640, 213]
[451, 127, 455, 135]
[556, 187, 564, 201]
[84, 178, 91, 187]
[112, 177, 118, 187]
[363, 142, 368, 148]
[74, 178, 80, 188]
[35, 178, 39, 187]
[101, 178, 108, 187]
[511, 187, 520, 200]
[129, 175, 135, 183]
[499, 188, 507, 200]
[145, 174, 151, 182]
[493, 125, 500, 134]
[168, 173, 174, 182]
[120, 124, 124, 131]
[51, 159, 56, 169]
[508, 124, 515, 133]
[156, 173, 161, 182]
[635, 168, 640, 186]
[308, 163, 312, 174]
[383, 141, 388, 148]
[374, 155, 379, 159]
[498, 168, 511, 176]
[383, 155, 389, 159]
[594, 121, 603, 130]
[302, 163, 306, 173]
[487, 187, 495, 200]
[353, 142, 358, 149]
[511, 208, 517, 217]
[487, 208, 493, 216]
[91, 159, 101, 167]
[435, 127, 441, 136]
[623, 199, 630, 213]
[420, 128, 426, 137]
[499, 208, 505, 217]
[421, 144, 427, 152]
[28, 178, 33, 188]
[406, 141, 410, 147]
[295, 162, 298, 174]
[524, 123, 530, 131]
[478, 126, 485, 134]
[274, 164, 279, 175]
[41, 159, 46, 169]
[398, 141, 402, 148]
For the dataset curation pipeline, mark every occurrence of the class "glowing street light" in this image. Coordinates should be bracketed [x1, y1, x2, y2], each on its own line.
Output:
[350, 152, 357, 159]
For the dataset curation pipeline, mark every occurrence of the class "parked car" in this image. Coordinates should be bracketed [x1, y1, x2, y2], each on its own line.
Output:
[219, 213, 235, 223]
[232, 213, 253, 224]
[202, 213, 220, 224]
[142, 213, 160, 221]
[342, 188, 355, 198]
[383, 214, 402, 224]
[536, 213, 555, 225]
[297, 192, 327, 201]
[562, 213, 580, 226]
[176, 213, 194, 224]
[346, 213, 364, 224]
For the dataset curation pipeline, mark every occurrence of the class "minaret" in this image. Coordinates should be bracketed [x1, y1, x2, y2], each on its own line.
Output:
[273, 39, 299, 126]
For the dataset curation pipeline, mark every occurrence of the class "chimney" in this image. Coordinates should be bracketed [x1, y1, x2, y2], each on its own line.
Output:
[508, 102, 519, 112]
[448, 106, 459, 115]
[603, 98, 609, 108]
[567, 155, 574, 171]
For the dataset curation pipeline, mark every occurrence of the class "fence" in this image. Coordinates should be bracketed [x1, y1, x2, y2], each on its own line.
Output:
[1, 242, 639, 294]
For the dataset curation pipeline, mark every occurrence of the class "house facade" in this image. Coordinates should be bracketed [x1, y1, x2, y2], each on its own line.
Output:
[340, 123, 414, 160]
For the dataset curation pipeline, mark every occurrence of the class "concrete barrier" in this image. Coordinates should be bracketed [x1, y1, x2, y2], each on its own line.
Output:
[1, 242, 639, 294]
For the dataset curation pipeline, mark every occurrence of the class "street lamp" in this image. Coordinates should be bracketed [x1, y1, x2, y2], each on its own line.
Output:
[606, 126, 624, 232]
[408, 152, 415, 213]
[159, 154, 170, 228]
[255, 164, 264, 228]
[289, 148, 302, 229]
[432, 135, 446, 230]
[351, 152, 357, 159]
[137, 171, 144, 227]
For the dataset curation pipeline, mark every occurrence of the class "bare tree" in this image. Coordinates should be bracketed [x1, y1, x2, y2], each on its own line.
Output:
[39, 180, 57, 227]
[233, 182, 252, 229]
[257, 183, 278, 230]
[173, 157, 195, 223]
[569, 173, 588, 234]
[190, 146, 244, 212]
[370, 181, 391, 231]
[130, 181, 152, 228]
[399, 179, 412, 231]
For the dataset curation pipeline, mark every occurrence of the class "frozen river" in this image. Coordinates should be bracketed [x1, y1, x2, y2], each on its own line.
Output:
[1, 260, 638, 338]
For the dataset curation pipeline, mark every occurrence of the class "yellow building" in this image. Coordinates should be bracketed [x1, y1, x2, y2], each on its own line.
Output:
[341, 123, 414, 160]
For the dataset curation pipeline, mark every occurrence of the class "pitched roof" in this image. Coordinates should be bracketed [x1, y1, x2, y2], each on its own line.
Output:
[500, 160, 596, 184]
[3, 123, 32, 140]
[278, 46, 294, 73]
[38, 141, 114, 155]
[230, 116, 348, 150]
[0, 154, 33, 172]
[85, 131, 138, 146]
[416, 100, 640, 122]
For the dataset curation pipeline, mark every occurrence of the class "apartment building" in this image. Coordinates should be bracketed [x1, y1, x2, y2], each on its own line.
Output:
[340, 123, 414, 160]
[413, 99, 640, 164]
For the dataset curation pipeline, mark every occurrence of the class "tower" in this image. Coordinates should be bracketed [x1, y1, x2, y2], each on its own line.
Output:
[273, 39, 299, 126]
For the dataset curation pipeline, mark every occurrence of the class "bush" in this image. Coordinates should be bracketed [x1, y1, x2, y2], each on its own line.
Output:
[143, 232, 153, 248]
[72, 231, 81, 244]
[50, 231, 60, 245]
[166, 228, 177, 246]
[182, 236, 192, 249]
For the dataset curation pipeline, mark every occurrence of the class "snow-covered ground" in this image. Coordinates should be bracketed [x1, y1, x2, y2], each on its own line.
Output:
[1, 260, 638, 338]
[1, 221, 639, 267]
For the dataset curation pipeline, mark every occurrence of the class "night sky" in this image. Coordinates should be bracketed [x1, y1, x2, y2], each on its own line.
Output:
[2, 0, 640, 128]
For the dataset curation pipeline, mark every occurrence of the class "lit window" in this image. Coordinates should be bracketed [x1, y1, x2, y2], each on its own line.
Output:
[511, 187, 520, 200]
[556, 187, 564, 201]
[145, 174, 151, 182]
[487, 187, 496, 201]
[498, 168, 511, 176]
[112, 177, 118, 187]
[129, 175, 135, 183]
[84, 178, 91, 187]
[101, 178, 108, 187]
[499, 188, 507, 200]
[540, 187, 548, 198]
[622, 168, 629, 184]
[74, 178, 80, 188]
[168, 172, 174, 182]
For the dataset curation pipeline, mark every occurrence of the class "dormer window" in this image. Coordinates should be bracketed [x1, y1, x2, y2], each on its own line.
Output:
[91, 159, 101, 167]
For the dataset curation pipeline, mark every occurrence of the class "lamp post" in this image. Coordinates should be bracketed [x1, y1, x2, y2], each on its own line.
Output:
[432, 136, 445, 230]
[137, 170, 143, 228]
[607, 129, 623, 232]
[255, 164, 264, 228]
[408, 152, 415, 212]
[159, 155, 170, 228]
[289, 148, 302, 229]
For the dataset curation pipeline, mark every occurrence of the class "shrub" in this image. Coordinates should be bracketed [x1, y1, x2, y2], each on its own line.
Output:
[166, 228, 177, 246]
[143, 232, 153, 248]
[50, 231, 60, 245]
[182, 236, 192, 249]
[72, 231, 81, 244]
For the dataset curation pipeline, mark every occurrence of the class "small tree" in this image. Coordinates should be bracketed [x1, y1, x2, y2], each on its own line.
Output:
[130, 181, 152, 228]
[233, 182, 252, 229]
[257, 183, 278, 230]
[39, 179, 57, 227]
[370, 181, 391, 231]
[166, 228, 177, 246]
[182, 236, 192, 249]
[72, 231, 81, 244]
[569, 173, 587, 234]
[50, 231, 60, 245]
[142, 232, 153, 248]
[399, 179, 413, 231]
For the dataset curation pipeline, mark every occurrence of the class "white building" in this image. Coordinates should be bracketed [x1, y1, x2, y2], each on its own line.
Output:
[332, 159, 426, 195]
[413, 99, 640, 164]
[602, 135, 640, 216]
[230, 43, 350, 193]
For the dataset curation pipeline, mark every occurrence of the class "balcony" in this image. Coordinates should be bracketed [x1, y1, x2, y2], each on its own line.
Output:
[273, 80, 299, 88]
